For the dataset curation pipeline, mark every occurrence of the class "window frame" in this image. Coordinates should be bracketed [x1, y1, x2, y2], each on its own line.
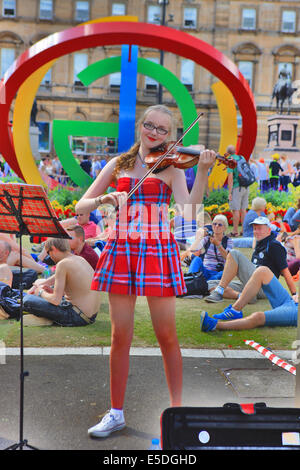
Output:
[241, 7, 257, 31]
[37, 121, 51, 153]
[281, 9, 297, 34]
[39, 0, 53, 20]
[238, 60, 254, 90]
[183, 6, 197, 30]
[180, 58, 195, 92]
[2, 0, 16, 18]
[74, 0, 90, 23]
[0, 47, 15, 78]
[73, 52, 88, 91]
[147, 4, 161, 24]
[144, 57, 159, 93]
[111, 2, 126, 16]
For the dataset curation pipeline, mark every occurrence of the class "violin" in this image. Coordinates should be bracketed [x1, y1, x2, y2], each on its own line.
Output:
[126, 112, 235, 199]
[144, 142, 237, 171]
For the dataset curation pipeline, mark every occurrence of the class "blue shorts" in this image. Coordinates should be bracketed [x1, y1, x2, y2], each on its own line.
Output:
[262, 276, 298, 327]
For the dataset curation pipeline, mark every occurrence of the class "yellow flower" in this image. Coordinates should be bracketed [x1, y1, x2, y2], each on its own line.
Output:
[218, 203, 229, 212]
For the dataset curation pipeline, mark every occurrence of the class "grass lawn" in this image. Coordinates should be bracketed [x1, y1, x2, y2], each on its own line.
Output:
[0, 242, 297, 351]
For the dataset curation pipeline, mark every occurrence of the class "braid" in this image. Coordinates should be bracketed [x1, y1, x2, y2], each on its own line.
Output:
[112, 142, 140, 180]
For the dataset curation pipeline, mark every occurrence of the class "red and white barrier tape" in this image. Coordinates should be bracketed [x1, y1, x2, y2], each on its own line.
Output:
[244, 340, 296, 376]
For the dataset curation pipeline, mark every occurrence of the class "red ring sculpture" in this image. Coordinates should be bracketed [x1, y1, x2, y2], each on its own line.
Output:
[0, 21, 256, 180]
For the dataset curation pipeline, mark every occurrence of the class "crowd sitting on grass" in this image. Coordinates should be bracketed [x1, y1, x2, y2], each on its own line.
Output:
[1, 182, 300, 335]
[175, 203, 300, 332]
[195, 215, 299, 332]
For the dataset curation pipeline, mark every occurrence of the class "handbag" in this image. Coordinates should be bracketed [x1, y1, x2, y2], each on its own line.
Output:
[177, 271, 209, 298]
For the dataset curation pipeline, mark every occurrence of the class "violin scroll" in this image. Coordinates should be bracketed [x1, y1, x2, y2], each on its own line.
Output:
[216, 152, 237, 169]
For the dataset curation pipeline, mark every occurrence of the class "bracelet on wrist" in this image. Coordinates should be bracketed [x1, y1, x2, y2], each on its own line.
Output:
[95, 195, 104, 208]
[38, 289, 43, 297]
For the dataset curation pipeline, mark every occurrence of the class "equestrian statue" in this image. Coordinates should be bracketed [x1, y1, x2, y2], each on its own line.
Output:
[271, 65, 297, 114]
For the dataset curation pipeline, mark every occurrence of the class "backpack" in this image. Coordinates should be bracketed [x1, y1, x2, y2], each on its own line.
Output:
[236, 155, 256, 187]
[177, 271, 209, 298]
[11, 268, 38, 290]
[0, 283, 21, 320]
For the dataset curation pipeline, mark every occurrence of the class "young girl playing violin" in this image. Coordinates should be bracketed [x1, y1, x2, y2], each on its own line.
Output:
[75, 104, 216, 438]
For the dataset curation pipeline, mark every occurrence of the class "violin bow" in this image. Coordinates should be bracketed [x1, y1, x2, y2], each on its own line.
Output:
[126, 112, 204, 199]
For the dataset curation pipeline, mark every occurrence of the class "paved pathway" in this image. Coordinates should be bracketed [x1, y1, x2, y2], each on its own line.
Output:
[0, 347, 297, 451]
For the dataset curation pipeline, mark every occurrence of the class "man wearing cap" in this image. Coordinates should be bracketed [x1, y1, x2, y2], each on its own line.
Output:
[205, 216, 296, 309]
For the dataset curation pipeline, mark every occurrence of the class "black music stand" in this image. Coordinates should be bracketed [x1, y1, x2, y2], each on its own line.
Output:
[0, 183, 70, 450]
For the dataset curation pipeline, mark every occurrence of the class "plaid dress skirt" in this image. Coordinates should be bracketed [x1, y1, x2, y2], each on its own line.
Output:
[91, 177, 187, 297]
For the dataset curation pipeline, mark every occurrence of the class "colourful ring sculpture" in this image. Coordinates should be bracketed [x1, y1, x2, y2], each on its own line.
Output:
[0, 20, 257, 185]
[53, 55, 199, 186]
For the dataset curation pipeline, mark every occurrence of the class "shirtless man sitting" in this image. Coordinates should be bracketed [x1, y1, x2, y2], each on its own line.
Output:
[24, 237, 101, 327]
[0, 240, 13, 288]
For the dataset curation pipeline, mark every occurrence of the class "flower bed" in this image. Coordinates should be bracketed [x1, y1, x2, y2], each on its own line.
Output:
[50, 199, 77, 220]
[203, 182, 300, 226]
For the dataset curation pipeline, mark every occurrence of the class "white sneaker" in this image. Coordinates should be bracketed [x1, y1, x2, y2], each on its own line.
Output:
[88, 411, 126, 438]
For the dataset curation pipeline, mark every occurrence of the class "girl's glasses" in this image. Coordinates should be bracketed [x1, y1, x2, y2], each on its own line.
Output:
[212, 222, 224, 227]
[143, 122, 168, 135]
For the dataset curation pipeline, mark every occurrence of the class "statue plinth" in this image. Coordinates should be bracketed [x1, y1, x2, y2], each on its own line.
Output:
[263, 114, 300, 160]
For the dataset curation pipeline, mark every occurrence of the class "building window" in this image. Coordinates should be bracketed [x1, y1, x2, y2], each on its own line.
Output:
[238, 61, 254, 89]
[109, 71, 121, 92]
[281, 10, 296, 33]
[37, 122, 51, 152]
[73, 52, 88, 88]
[147, 5, 161, 24]
[2, 0, 16, 17]
[183, 7, 197, 29]
[71, 136, 87, 154]
[181, 59, 194, 91]
[75, 1, 89, 22]
[39, 0, 53, 20]
[144, 57, 159, 93]
[1, 48, 15, 77]
[241, 8, 256, 30]
[112, 3, 126, 16]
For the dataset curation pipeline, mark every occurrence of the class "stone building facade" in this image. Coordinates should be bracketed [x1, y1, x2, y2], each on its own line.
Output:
[1, 0, 300, 160]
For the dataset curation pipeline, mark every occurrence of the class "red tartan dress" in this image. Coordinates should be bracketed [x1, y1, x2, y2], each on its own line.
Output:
[91, 177, 187, 297]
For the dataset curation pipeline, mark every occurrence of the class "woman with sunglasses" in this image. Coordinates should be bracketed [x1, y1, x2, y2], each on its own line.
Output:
[75, 104, 216, 438]
[188, 214, 233, 280]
